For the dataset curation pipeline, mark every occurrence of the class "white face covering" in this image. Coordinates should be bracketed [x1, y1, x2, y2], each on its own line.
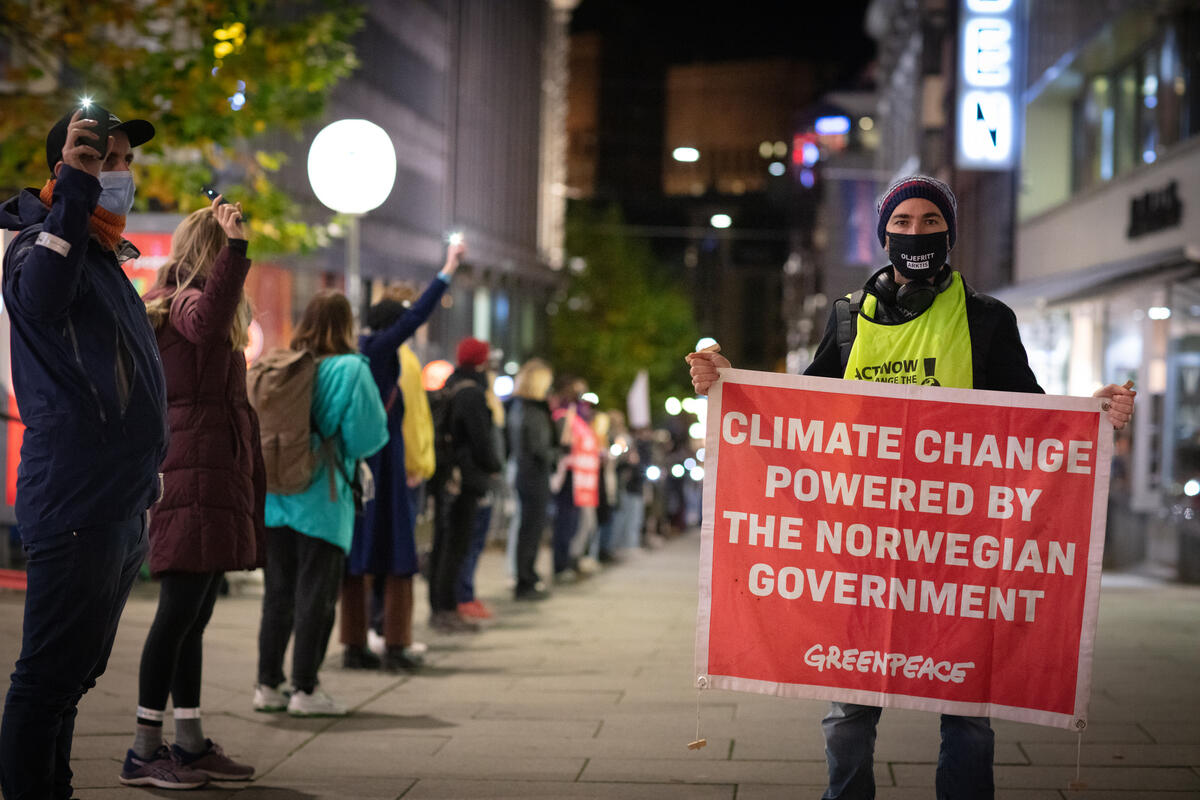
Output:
[97, 171, 136, 216]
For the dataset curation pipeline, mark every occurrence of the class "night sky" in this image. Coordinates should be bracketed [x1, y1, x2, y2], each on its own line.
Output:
[571, 0, 877, 90]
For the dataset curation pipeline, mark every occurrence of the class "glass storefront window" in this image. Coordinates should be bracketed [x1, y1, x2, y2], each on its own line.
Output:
[1069, 11, 1198, 194]
[1163, 278, 1200, 496]
[1139, 47, 1161, 164]
[1116, 63, 1138, 174]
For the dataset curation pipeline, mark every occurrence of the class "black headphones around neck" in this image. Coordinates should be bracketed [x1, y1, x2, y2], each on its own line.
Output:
[873, 266, 953, 316]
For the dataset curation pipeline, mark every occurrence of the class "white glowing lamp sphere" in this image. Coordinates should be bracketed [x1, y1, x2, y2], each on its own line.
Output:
[307, 119, 397, 214]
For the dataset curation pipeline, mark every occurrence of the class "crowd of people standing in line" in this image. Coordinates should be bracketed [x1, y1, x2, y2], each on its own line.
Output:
[0, 105, 660, 796]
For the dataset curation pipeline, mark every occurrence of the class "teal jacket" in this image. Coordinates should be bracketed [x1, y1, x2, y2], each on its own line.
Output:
[265, 354, 388, 552]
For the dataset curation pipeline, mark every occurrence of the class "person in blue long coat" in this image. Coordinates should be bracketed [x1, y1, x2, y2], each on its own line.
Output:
[339, 239, 464, 672]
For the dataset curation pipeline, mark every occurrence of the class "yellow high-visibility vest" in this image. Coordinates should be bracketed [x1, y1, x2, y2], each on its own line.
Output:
[844, 272, 974, 388]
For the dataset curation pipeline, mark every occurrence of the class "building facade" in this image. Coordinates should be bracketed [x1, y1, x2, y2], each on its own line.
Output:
[862, 0, 1200, 575]
[1000, 0, 1200, 574]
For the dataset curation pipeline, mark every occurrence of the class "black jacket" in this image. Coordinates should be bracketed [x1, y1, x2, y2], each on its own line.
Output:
[805, 268, 1044, 393]
[445, 367, 502, 495]
[0, 166, 169, 540]
[508, 397, 557, 489]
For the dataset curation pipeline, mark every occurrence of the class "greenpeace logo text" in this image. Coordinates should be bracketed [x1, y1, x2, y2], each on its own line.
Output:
[804, 643, 975, 684]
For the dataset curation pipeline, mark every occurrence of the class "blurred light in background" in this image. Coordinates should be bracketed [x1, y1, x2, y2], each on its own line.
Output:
[493, 374, 514, 398]
[800, 169, 815, 188]
[801, 141, 820, 166]
[665, 397, 682, 415]
[1186, 479, 1200, 497]
[690, 466, 705, 482]
[859, 116, 874, 131]
[422, 359, 454, 391]
[758, 141, 773, 158]
[768, 161, 786, 176]
[695, 336, 718, 351]
[1148, 306, 1171, 320]
[645, 465, 661, 482]
[673, 147, 700, 162]
[814, 115, 851, 135]
[671, 464, 686, 478]
[504, 360, 519, 375]
[710, 213, 732, 228]
[689, 421, 704, 439]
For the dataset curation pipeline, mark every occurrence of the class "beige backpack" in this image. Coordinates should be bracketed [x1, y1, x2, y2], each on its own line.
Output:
[247, 348, 319, 494]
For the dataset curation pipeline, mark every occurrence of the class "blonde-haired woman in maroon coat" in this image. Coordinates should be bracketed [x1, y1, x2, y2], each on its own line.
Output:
[118, 196, 264, 789]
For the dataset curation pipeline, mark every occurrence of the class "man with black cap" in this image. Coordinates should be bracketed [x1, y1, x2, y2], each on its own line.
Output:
[0, 106, 172, 796]
[687, 175, 1136, 799]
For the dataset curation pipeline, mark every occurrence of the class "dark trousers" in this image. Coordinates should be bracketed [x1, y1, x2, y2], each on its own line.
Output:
[429, 487, 481, 613]
[138, 571, 223, 712]
[551, 487, 580, 574]
[514, 480, 549, 593]
[821, 703, 994, 799]
[456, 503, 492, 604]
[0, 513, 148, 800]
[257, 527, 344, 694]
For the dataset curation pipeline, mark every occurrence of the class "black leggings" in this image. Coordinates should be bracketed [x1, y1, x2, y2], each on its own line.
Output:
[138, 571, 224, 711]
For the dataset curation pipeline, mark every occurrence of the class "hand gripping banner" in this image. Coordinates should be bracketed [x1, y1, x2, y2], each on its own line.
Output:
[694, 369, 1113, 730]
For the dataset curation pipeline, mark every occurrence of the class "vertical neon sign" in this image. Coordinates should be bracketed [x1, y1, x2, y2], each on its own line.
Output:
[957, 0, 1020, 169]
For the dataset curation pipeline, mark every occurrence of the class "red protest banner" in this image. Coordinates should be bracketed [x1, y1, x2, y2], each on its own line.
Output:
[695, 369, 1112, 730]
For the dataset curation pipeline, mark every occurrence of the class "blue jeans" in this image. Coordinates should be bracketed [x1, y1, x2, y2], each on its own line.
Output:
[613, 490, 644, 550]
[456, 503, 492, 604]
[821, 702, 994, 800]
[0, 513, 148, 800]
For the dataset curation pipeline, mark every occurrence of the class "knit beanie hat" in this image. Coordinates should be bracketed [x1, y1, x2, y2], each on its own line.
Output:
[876, 175, 957, 250]
[456, 336, 489, 368]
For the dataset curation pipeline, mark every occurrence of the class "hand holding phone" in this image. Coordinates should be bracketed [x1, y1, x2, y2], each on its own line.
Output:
[62, 108, 110, 177]
[201, 186, 229, 206]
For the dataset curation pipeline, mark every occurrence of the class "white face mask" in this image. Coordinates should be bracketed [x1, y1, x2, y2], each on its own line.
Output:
[97, 171, 136, 216]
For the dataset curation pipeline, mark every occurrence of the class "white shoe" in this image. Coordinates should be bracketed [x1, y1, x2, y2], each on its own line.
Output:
[407, 640, 428, 655]
[367, 629, 386, 657]
[253, 683, 289, 712]
[287, 687, 348, 717]
[577, 556, 600, 575]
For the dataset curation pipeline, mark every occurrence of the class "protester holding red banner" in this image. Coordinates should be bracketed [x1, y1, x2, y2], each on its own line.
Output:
[688, 175, 1135, 800]
[550, 380, 601, 582]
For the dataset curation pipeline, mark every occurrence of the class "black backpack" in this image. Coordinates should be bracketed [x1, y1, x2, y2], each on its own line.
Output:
[429, 379, 472, 475]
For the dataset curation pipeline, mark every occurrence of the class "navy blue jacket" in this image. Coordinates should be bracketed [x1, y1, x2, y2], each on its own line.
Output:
[349, 273, 447, 576]
[0, 165, 169, 541]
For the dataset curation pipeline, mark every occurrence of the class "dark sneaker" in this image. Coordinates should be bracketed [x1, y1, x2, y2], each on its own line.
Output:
[171, 739, 255, 781]
[514, 587, 550, 601]
[382, 646, 423, 673]
[342, 645, 382, 670]
[118, 745, 209, 789]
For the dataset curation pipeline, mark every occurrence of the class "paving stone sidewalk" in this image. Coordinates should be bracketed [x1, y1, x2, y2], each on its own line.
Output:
[0, 531, 1196, 799]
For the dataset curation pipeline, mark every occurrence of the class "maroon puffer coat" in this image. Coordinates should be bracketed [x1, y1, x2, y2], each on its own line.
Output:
[142, 243, 266, 575]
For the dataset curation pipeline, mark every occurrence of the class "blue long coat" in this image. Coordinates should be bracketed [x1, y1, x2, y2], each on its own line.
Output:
[348, 275, 449, 575]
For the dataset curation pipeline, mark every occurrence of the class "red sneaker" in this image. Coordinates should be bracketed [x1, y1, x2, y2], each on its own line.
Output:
[457, 600, 494, 619]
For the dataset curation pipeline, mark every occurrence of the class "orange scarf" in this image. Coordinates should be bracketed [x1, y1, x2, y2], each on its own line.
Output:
[39, 179, 126, 252]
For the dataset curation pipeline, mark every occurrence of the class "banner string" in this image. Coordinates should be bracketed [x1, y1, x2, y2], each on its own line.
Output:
[688, 678, 707, 750]
[1067, 729, 1087, 790]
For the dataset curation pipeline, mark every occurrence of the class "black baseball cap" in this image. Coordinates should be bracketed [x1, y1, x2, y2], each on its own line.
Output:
[45, 106, 155, 176]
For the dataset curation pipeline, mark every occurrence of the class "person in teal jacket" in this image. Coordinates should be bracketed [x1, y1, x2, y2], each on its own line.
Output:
[253, 290, 388, 718]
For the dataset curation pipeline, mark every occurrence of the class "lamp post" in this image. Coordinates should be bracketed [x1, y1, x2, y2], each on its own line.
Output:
[307, 119, 397, 320]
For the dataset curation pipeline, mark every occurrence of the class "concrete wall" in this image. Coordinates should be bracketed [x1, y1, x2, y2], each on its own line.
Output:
[1015, 136, 1200, 282]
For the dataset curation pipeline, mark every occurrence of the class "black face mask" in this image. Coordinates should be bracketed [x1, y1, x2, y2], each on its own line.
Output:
[887, 231, 949, 281]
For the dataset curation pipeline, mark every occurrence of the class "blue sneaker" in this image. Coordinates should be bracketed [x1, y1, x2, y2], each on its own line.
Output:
[118, 745, 209, 789]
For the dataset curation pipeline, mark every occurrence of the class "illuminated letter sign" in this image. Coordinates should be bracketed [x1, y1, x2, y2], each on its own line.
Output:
[957, 0, 1020, 169]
